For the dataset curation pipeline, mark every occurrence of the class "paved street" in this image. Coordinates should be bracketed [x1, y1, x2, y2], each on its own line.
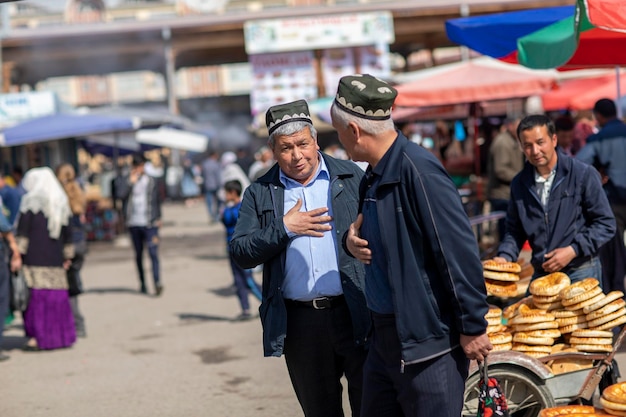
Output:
[2, 200, 626, 417]
[1, 201, 301, 417]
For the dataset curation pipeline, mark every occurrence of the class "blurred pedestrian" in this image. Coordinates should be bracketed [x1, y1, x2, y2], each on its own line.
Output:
[116, 154, 164, 296]
[231, 99, 370, 417]
[221, 180, 261, 321]
[247, 146, 274, 182]
[554, 114, 575, 156]
[0, 175, 23, 226]
[56, 163, 88, 338]
[218, 151, 250, 208]
[17, 167, 76, 351]
[332, 74, 491, 417]
[0, 204, 21, 361]
[486, 117, 523, 241]
[202, 150, 221, 223]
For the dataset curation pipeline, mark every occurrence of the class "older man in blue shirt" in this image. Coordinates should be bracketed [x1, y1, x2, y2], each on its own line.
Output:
[231, 100, 369, 417]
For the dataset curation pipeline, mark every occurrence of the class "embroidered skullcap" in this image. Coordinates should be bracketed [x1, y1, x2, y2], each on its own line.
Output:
[265, 99, 313, 135]
[334, 74, 397, 120]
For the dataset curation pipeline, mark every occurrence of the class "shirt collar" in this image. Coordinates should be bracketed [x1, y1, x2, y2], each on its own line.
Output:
[534, 166, 556, 184]
[279, 152, 328, 187]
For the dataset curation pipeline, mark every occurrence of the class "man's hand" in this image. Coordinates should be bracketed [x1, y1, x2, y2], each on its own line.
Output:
[346, 214, 372, 264]
[63, 259, 72, 271]
[542, 246, 576, 273]
[460, 333, 493, 362]
[283, 199, 332, 237]
[492, 256, 508, 264]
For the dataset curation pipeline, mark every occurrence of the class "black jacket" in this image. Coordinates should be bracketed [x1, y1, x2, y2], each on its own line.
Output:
[230, 154, 370, 357]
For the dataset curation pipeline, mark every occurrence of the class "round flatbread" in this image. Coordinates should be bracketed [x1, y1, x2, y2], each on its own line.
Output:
[486, 316, 502, 326]
[486, 324, 506, 334]
[601, 396, 626, 411]
[483, 259, 522, 274]
[485, 306, 502, 318]
[559, 278, 600, 300]
[562, 286, 603, 306]
[559, 322, 589, 333]
[525, 329, 561, 339]
[564, 292, 606, 311]
[571, 329, 613, 338]
[583, 290, 624, 314]
[587, 308, 626, 328]
[532, 294, 561, 304]
[513, 332, 555, 346]
[484, 270, 520, 282]
[538, 405, 596, 417]
[488, 331, 512, 344]
[602, 382, 626, 404]
[485, 279, 518, 298]
[491, 342, 512, 351]
[512, 343, 552, 353]
[534, 301, 563, 311]
[592, 314, 626, 331]
[530, 272, 571, 297]
[572, 343, 613, 352]
[554, 309, 586, 318]
[503, 297, 533, 319]
[513, 321, 560, 331]
[601, 408, 626, 417]
[586, 299, 626, 321]
[556, 315, 588, 326]
[569, 336, 613, 345]
[522, 351, 549, 359]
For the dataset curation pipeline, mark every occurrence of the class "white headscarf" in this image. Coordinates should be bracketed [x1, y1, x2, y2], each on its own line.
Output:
[19, 167, 72, 239]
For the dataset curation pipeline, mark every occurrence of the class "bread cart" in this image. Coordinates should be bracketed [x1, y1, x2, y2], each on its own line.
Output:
[462, 325, 626, 417]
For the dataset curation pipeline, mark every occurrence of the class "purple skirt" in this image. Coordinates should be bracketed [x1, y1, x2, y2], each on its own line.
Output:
[23, 289, 76, 350]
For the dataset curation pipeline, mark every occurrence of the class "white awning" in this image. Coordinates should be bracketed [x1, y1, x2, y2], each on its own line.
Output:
[136, 127, 209, 153]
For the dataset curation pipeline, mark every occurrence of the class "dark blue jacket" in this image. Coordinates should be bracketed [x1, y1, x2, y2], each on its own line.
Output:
[230, 154, 370, 357]
[577, 118, 626, 204]
[498, 149, 615, 276]
[355, 133, 488, 366]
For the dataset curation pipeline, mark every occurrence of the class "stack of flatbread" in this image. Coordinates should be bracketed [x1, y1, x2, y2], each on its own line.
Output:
[568, 329, 615, 353]
[509, 305, 560, 359]
[482, 260, 521, 299]
[601, 382, 626, 416]
[485, 306, 512, 351]
[584, 290, 626, 332]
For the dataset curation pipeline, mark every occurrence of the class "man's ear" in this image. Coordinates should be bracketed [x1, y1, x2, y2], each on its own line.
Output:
[349, 121, 360, 141]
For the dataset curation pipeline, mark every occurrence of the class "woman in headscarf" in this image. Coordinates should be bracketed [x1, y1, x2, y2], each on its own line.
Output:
[56, 163, 88, 338]
[16, 167, 75, 351]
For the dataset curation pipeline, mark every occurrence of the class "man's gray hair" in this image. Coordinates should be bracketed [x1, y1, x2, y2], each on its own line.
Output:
[268, 121, 317, 148]
[330, 103, 395, 135]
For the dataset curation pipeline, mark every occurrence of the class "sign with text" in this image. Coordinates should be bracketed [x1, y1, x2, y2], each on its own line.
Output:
[0, 91, 57, 127]
[244, 12, 394, 54]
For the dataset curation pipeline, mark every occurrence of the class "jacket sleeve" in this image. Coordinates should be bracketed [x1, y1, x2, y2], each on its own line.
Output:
[229, 184, 291, 270]
[414, 170, 488, 336]
[576, 142, 599, 167]
[150, 178, 161, 222]
[572, 166, 616, 257]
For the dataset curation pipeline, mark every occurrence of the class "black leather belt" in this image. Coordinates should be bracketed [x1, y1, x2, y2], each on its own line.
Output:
[285, 295, 345, 310]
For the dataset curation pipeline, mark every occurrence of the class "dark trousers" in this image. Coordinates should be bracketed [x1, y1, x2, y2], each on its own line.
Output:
[361, 313, 468, 417]
[229, 254, 261, 312]
[284, 300, 367, 417]
[129, 226, 160, 288]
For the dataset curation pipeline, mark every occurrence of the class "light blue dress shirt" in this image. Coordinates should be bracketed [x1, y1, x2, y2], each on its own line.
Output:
[280, 154, 342, 301]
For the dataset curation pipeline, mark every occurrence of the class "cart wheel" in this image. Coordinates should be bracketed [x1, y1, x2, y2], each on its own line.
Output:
[463, 365, 556, 417]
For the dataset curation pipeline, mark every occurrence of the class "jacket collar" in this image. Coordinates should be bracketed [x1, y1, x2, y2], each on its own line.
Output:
[519, 147, 571, 190]
[373, 130, 406, 186]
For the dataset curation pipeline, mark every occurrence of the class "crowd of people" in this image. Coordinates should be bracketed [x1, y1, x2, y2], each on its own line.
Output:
[1, 71, 625, 417]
